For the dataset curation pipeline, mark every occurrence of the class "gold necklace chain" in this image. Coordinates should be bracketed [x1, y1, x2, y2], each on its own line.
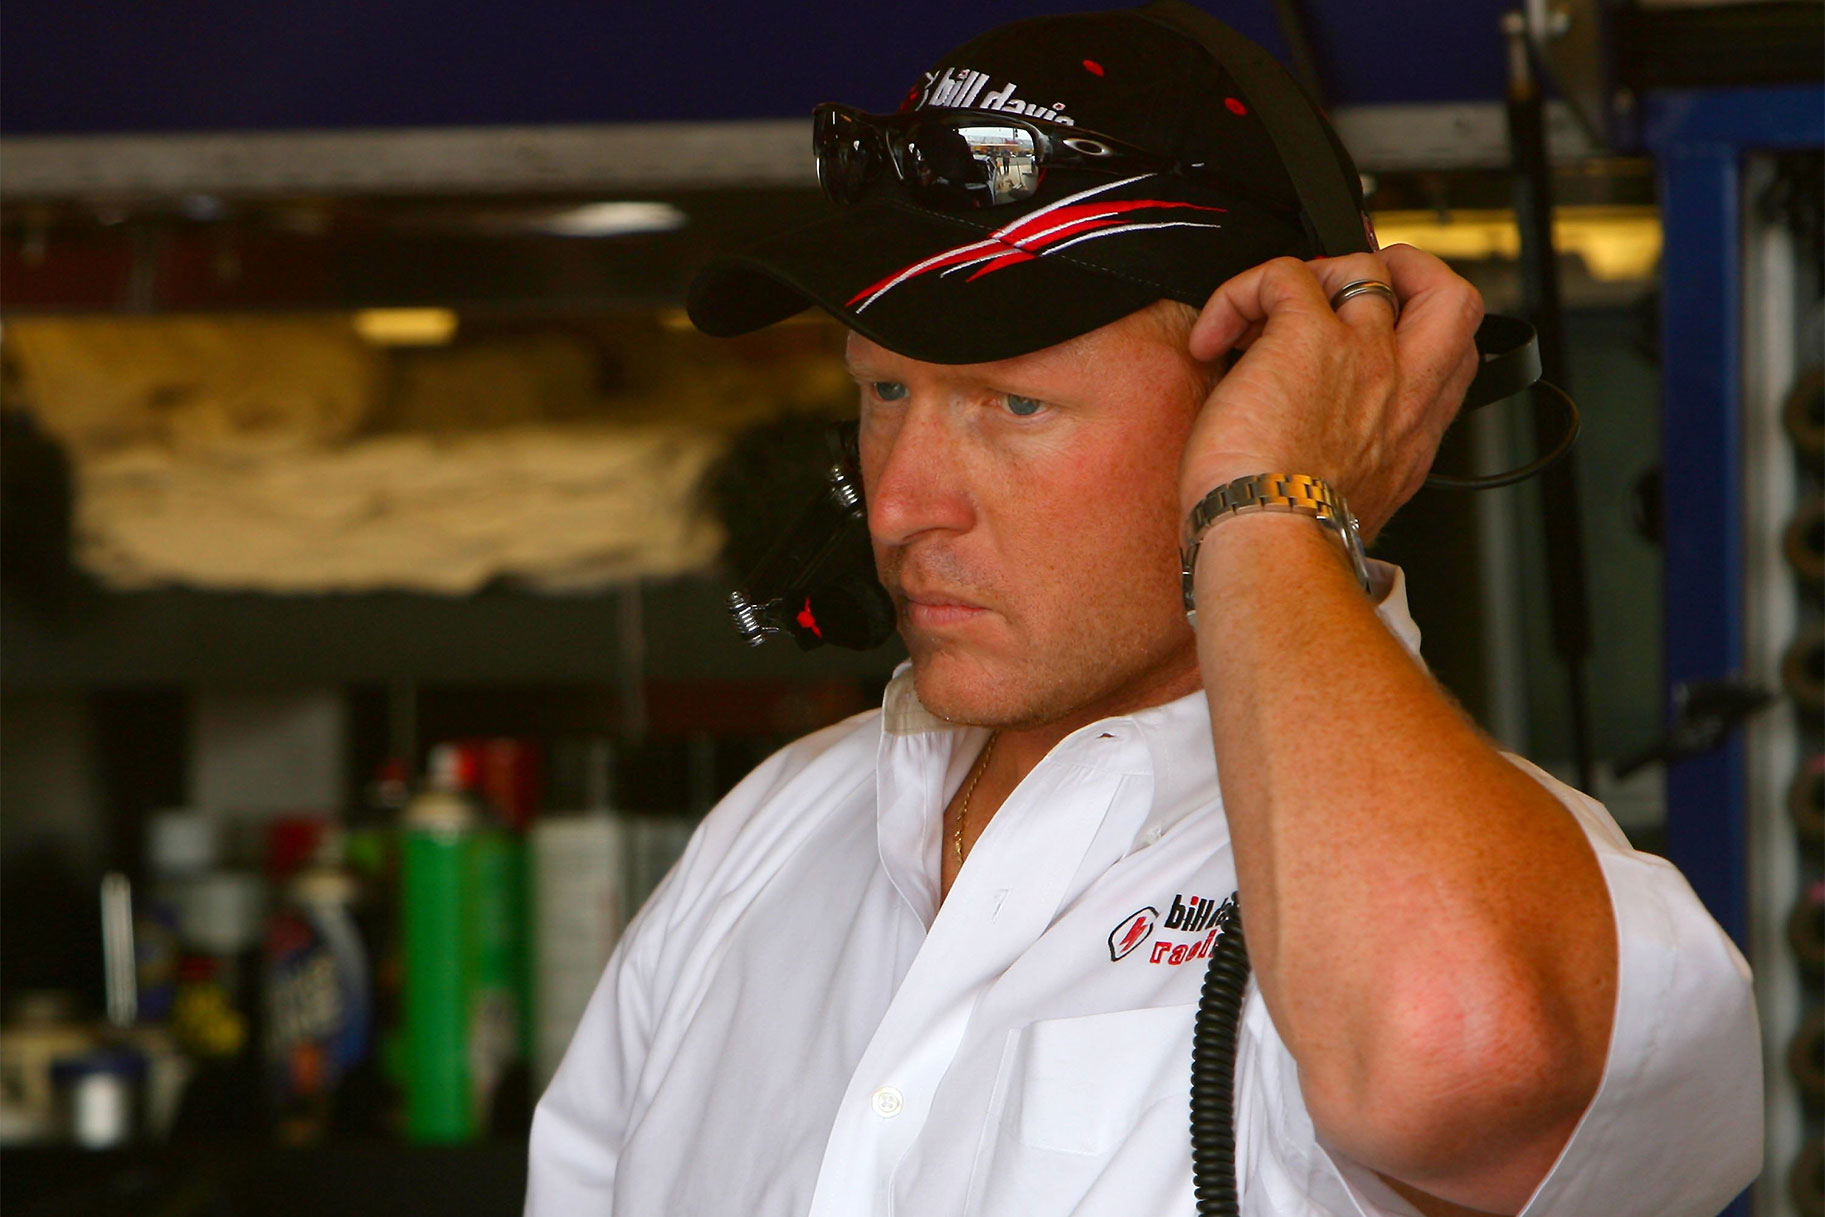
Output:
[953, 731, 999, 870]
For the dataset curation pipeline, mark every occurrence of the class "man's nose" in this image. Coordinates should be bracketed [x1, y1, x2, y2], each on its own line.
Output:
[864, 404, 975, 549]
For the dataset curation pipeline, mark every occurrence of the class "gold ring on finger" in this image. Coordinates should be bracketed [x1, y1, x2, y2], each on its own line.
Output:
[1328, 278, 1400, 323]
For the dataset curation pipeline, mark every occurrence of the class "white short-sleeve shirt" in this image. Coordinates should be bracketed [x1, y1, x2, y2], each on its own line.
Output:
[526, 567, 1761, 1217]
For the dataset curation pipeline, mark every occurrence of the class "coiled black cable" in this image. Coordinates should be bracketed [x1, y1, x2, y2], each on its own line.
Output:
[1189, 894, 1249, 1217]
[1424, 380, 1581, 491]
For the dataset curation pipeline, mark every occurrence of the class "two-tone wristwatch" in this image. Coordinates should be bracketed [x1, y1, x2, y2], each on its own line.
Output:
[1180, 473, 1373, 623]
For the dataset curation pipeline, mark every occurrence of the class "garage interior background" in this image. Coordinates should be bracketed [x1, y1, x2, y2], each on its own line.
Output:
[0, 2, 1818, 1215]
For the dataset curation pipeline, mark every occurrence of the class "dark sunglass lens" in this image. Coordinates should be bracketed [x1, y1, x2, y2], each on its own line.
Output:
[813, 109, 875, 204]
[899, 120, 1040, 208]
[895, 127, 973, 207]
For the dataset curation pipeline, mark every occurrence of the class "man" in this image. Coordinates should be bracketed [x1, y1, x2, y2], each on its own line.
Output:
[528, 7, 1760, 1215]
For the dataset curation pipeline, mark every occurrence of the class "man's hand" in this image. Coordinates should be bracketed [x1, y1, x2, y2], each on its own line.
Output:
[1178, 245, 1484, 540]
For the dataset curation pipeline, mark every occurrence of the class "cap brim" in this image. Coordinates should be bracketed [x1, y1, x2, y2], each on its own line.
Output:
[689, 195, 1164, 365]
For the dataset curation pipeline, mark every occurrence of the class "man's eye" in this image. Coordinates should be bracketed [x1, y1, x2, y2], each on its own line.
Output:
[870, 381, 909, 402]
[1004, 394, 1045, 417]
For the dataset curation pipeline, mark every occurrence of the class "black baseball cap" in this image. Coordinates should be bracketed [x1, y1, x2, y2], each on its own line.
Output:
[685, 2, 1367, 365]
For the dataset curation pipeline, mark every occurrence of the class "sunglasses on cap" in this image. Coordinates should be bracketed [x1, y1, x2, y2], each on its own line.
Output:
[812, 102, 1191, 210]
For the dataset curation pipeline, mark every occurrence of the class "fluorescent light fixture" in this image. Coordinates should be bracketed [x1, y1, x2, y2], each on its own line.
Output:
[534, 201, 688, 237]
[353, 308, 459, 346]
[1369, 206, 1661, 282]
[1555, 207, 1663, 282]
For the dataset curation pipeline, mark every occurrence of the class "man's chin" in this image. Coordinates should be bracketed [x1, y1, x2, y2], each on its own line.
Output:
[902, 626, 1202, 733]
[905, 651, 1046, 730]
[905, 653, 1000, 727]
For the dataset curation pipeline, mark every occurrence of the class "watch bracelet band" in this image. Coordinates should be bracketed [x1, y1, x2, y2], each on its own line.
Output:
[1180, 473, 1373, 620]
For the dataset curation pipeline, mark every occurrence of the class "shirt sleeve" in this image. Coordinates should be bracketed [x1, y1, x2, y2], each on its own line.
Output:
[1501, 756, 1762, 1217]
[1304, 756, 1763, 1217]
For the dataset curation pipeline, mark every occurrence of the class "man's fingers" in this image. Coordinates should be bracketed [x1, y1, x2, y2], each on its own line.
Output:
[1189, 252, 1404, 363]
[1443, 343, 1480, 414]
[1381, 243, 1485, 379]
[1303, 253, 1400, 332]
[1188, 256, 1341, 362]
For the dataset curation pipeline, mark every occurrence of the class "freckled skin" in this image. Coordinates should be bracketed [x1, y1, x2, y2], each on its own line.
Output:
[850, 303, 1215, 738]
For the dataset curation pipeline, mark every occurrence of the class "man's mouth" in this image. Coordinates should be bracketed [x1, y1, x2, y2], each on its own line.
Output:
[896, 583, 989, 630]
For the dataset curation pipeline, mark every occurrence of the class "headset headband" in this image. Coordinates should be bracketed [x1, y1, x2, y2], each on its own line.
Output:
[1140, 0, 1370, 257]
[1139, 0, 1547, 415]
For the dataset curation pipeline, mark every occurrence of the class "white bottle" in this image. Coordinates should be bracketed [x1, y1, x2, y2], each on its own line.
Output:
[530, 738, 626, 1093]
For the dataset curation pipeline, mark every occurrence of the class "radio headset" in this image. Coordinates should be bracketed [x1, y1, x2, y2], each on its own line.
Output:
[725, 3, 1578, 1212]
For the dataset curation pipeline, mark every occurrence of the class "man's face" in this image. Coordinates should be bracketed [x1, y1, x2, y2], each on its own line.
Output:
[850, 304, 1213, 732]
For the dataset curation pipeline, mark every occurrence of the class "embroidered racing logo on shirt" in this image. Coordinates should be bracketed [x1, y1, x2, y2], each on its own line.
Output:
[1108, 907, 1158, 960]
[1116, 892, 1233, 966]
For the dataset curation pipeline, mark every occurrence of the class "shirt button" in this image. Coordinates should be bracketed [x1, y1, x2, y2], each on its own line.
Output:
[870, 1086, 905, 1118]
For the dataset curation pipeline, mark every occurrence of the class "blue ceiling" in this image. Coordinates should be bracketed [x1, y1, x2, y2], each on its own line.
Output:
[3, 1, 1515, 135]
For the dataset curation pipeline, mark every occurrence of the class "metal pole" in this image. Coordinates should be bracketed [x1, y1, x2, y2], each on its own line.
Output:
[1503, 11, 1597, 792]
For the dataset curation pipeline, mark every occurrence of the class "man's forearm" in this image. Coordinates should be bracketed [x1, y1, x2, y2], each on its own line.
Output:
[1192, 509, 1617, 1213]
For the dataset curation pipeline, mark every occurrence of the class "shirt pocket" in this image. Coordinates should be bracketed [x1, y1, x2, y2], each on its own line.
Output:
[965, 1004, 1199, 1217]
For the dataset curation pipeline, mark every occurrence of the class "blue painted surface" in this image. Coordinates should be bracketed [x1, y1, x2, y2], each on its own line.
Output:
[1644, 84, 1825, 149]
[1654, 147, 1746, 947]
[1, 1, 1516, 135]
[1644, 84, 1822, 948]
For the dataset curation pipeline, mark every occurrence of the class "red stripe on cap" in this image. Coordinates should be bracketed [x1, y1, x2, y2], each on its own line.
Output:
[966, 200, 1227, 277]
[848, 199, 1228, 303]
[965, 248, 1038, 280]
[845, 178, 1230, 311]
[846, 239, 1006, 306]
